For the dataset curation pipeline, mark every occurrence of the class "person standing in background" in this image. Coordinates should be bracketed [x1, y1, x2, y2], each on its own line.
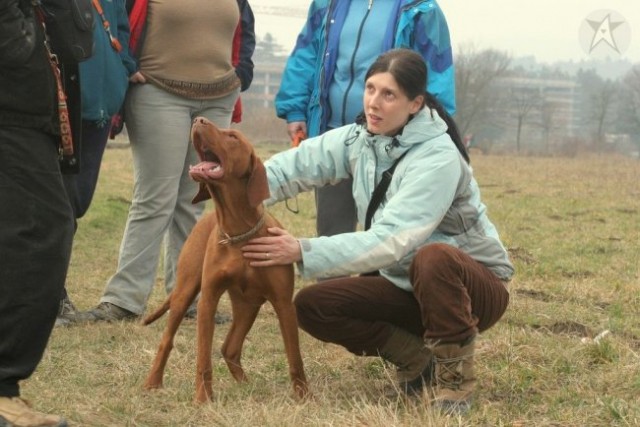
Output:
[0, 0, 76, 424]
[55, 0, 137, 327]
[74, 0, 256, 323]
[275, 0, 455, 243]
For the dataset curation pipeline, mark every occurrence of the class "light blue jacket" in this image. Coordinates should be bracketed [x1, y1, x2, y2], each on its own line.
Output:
[264, 108, 514, 291]
[275, 0, 456, 137]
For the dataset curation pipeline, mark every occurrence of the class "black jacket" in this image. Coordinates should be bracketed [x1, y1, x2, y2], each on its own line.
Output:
[0, 0, 82, 165]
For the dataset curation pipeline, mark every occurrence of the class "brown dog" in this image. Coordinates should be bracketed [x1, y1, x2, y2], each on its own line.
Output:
[142, 117, 308, 403]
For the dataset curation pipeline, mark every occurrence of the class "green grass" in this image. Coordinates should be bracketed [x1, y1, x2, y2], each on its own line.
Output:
[27, 136, 640, 426]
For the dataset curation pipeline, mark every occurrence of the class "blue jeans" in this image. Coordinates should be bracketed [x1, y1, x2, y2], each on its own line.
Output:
[0, 126, 73, 396]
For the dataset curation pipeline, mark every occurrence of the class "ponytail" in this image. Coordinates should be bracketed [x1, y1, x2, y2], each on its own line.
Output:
[423, 92, 470, 164]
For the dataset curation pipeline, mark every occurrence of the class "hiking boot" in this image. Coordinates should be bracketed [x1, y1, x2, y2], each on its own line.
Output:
[73, 302, 138, 323]
[379, 326, 433, 398]
[184, 306, 232, 325]
[427, 335, 476, 415]
[0, 396, 67, 427]
[54, 295, 77, 328]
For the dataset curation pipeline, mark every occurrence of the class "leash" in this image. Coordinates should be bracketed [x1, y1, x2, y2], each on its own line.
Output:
[284, 129, 307, 214]
[33, 5, 74, 157]
[218, 213, 266, 245]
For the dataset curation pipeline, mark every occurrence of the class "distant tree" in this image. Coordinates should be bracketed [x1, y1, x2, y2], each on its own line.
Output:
[620, 65, 640, 143]
[622, 64, 640, 134]
[537, 101, 560, 154]
[253, 33, 287, 62]
[509, 86, 541, 153]
[454, 44, 512, 137]
[576, 70, 619, 151]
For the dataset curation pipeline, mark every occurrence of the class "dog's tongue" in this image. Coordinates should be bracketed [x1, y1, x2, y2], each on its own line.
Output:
[189, 161, 223, 181]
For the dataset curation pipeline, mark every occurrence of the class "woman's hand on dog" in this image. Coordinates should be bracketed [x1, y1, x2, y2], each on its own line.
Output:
[242, 227, 302, 267]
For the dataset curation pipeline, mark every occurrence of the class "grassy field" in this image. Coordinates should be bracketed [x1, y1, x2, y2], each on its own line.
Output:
[29, 136, 639, 426]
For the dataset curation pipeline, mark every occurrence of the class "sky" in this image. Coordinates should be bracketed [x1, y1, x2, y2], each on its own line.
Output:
[251, 0, 639, 64]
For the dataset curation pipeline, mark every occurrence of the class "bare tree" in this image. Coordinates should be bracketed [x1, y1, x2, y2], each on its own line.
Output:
[538, 101, 560, 154]
[576, 69, 619, 152]
[454, 44, 512, 137]
[621, 65, 640, 138]
[509, 86, 541, 153]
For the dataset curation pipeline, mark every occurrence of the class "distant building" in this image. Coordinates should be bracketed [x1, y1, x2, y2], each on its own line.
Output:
[490, 76, 580, 152]
[243, 59, 286, 109]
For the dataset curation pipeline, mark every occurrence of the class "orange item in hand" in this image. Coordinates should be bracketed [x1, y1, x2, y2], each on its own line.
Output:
[292, 129, 306, 147]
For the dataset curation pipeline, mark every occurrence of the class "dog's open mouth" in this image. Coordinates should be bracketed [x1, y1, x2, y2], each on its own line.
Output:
[189, 150, 223, 182]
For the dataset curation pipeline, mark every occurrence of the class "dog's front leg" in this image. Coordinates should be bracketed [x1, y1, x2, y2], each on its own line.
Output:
[222, 288, 263, 382]
[194, 281, 226, 403]
[272, 298, 309, 399]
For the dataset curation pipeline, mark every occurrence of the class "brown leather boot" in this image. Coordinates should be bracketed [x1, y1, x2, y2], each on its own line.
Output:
[379, 327, 433, 397]
[427, 335, 476, 414]
[0, 397, 67, 427]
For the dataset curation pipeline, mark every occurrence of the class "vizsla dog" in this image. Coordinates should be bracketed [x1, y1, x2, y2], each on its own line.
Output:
[142, 117, 308, 403]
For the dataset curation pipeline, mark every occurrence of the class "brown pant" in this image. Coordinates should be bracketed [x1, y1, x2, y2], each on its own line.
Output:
[294, 243, 510, 357]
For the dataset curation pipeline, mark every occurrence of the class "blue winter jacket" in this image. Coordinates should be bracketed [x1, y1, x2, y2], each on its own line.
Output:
[275, 0, 456, 137]
[79, 0, 136, 125]
[264, 108, 514, 291]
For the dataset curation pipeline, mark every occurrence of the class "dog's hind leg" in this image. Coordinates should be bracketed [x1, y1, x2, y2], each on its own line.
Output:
[221, 289, 263, 383]
[143, 214, 215, 325]
[143, 277, 201, 391]
[143, 216, 214, 390]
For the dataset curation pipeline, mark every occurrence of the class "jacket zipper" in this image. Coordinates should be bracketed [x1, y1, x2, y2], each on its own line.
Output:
[340, 0, 373, 126]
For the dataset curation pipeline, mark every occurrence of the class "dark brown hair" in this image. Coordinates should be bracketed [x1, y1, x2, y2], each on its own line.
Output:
[365, 49, 469, 163]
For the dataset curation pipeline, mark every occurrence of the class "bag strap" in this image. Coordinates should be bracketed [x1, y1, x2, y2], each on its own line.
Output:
[364, 150, 409, 230]
[91, 0, 122, 52]
[34, 6, 74, 157]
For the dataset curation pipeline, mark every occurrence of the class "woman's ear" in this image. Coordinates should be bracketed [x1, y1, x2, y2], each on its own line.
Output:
[410, 95, 425, 114]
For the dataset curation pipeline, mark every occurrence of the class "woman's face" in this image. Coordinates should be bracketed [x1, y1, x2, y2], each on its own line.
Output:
[363, 72, 423, 136]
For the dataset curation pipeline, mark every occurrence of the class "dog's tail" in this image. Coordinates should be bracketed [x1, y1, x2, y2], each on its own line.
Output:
[142, 298, 171, 325]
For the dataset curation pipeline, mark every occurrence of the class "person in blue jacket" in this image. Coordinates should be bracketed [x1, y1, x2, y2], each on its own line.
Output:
[275, 0, 456, 243]
[244, 49, 512, 414]
[56, 0, 137, 326]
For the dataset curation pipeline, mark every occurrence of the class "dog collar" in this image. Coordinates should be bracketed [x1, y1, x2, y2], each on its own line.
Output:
[218, 214, 266, 245]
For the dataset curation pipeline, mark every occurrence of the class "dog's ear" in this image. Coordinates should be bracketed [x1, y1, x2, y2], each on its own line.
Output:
[192, 183, 211, 204]
[247, 154, 270, 208]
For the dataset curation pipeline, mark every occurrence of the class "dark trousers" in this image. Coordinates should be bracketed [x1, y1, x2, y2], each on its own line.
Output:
[294, 243, 509, 357]
[0, 126, 74, 397]
[315, 177, 358, 237]
[60, 121, 110, 300]
[63, 120, 111, 220]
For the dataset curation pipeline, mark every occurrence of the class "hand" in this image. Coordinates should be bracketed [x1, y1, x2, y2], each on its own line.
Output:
[287, 122, 307, 140]
[242, 227, 302, 267]
[129, 71, 146, 84]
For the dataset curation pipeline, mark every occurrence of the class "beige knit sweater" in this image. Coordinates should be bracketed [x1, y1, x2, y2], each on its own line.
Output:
[139, 0, 240, 99]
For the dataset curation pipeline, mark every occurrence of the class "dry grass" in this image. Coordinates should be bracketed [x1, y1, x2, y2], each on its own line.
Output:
[25, 132, 640, 426]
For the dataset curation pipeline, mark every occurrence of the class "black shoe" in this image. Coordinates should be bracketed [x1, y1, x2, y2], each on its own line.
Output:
[73, 302, 139, 323]
[54, 295, 77, 328]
